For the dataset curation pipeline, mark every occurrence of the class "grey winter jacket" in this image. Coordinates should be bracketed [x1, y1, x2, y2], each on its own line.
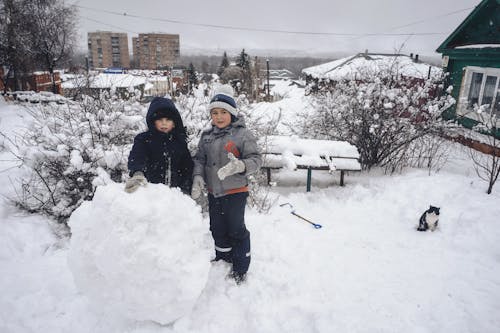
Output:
[193, 117, 262, 198]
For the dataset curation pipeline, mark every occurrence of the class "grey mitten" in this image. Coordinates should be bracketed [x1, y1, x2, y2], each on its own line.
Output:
[217, 153, 245, 180]
[124, 171, 147, 193]
[191, 175, 205, 199]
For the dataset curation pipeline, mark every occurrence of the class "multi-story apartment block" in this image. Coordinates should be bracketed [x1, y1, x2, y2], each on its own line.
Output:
[87, 31, 130, 69]
[132, 33, 180, 69]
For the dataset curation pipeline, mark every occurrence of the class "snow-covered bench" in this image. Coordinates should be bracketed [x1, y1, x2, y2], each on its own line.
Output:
[260, 136, 361, 191]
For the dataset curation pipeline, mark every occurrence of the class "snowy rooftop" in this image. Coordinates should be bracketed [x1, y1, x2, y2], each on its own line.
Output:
[62, 74, 147, 89]
[454, 44, 500, 49]
[302, 53, 442, 81]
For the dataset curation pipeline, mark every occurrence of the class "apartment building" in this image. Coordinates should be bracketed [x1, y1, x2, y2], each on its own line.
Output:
[87, 31, 130, 69]
[132, 33, 180, 69]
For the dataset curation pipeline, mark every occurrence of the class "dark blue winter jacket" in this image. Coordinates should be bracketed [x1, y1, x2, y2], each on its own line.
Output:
[128, 97, 193, 194]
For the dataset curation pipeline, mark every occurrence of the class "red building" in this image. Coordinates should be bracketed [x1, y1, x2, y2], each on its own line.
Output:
[1, 68, 61, 94]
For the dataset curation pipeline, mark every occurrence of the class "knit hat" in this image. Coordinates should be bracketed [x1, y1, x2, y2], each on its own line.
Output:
[208, 85, 237, 116]
[151, 108, 174, 121]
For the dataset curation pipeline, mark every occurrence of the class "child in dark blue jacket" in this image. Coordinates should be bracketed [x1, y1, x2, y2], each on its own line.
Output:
[126, 97, 193, 194]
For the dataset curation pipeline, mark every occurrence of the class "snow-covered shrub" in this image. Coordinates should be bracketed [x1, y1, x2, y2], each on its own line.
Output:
[238, 96, 280, 213]
[400, 134, 451, 173]
[175, 86, 212, 153]
[5, 94, 145, 222]
[298, 73, 455, 172]
[176, 86, 276, 213]
[464, 107, 500, 194]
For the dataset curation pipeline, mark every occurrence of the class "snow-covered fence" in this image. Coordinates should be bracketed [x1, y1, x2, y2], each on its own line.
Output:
[4, 91, 67, 104]
[260, 136, 361, 190]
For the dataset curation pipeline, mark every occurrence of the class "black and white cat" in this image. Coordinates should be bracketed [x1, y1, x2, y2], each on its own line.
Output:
[417, 206, 440, 231]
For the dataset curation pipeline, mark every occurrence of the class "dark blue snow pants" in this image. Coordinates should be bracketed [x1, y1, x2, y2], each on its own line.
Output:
[208, 192, 251, 274]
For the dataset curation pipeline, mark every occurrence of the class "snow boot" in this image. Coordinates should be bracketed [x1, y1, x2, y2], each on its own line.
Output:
[229, 271, 246, 285]
[211, 251, 232, 263]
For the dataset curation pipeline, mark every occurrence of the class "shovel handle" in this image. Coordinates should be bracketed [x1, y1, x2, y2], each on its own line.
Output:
[292, 212, 322, 229]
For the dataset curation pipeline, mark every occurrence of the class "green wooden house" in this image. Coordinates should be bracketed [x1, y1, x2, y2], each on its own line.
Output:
[436, 0, 500, 136]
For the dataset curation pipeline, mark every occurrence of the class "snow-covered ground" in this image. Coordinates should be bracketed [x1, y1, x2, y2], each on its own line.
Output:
[1, 96, 499, 333]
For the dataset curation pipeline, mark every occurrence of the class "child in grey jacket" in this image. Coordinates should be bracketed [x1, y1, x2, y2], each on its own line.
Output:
[191, 85, 262, 284]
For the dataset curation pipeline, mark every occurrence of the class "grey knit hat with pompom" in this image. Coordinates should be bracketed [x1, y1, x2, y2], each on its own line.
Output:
[208, 84, 237, 116]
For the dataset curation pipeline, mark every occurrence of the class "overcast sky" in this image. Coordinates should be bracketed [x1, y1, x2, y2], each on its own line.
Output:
[72, 0, 480, 57]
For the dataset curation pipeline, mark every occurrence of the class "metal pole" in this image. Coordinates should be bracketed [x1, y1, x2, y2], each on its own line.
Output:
[169, 65, 173, 99]
[306, 167, 312, 192]
[266, 58, 270, 101]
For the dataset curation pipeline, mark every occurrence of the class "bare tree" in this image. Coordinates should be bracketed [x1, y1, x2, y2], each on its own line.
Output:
[220, 66, 244, 87]
[0, 0, 37, 91]
[28, 0, 77, 93]
[465, 108, 500, 194]
[0, 0, 77, 93]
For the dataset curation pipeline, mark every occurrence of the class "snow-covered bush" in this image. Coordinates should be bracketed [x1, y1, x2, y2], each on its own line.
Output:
[5, 94, 145, 222]
[176, 86, 276, 213]
[463, 106, 500, 194]
[4, 83, 275, 223]
[298, 73, 455, 172]
[175, 85, 212, 153]
[400, 134, 451, 173]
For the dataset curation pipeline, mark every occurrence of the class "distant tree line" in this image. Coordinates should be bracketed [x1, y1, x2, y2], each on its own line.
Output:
[178, 49, 331, 101]
[0, 0, 77, 93]
[177, 53, 331, 77]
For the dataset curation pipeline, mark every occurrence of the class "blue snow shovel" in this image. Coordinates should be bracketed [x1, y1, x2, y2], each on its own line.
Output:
[279, 203, 322, 229]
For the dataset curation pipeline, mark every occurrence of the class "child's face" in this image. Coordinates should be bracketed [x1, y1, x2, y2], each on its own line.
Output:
[154, 117, 175, 133]
[211, 108, 231, 129]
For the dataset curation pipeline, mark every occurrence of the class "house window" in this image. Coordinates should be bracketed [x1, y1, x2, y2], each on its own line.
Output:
[467, 72, 483, 107]
[483, 76, 497, 110]
[459, 66, 500, 126]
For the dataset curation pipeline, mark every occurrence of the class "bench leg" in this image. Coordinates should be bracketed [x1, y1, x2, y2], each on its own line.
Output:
[340, 170, 345, 186]
[266, 168, 271, 186]
[306, 167, 312, 192]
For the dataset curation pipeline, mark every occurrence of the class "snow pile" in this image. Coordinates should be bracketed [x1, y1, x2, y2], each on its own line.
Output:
[270, 79, 302, 99]
[250, 85, 310, 135]
[67, 183, 211, 324]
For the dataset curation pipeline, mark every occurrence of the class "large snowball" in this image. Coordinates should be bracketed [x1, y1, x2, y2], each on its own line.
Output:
[67, 183, 211, 324]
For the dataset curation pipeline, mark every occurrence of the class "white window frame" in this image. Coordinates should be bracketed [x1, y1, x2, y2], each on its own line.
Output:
[457, 66, 500, 127]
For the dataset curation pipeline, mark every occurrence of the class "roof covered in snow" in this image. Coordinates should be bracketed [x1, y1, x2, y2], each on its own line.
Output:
[302, 53, 442, 81]
[62, 74, 147, 89]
